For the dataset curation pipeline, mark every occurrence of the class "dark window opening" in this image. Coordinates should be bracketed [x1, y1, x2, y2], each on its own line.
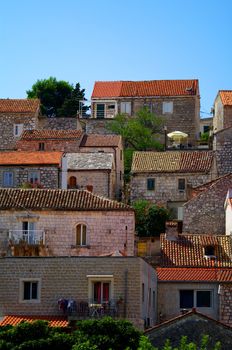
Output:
[197, 291, 211, 307]
[180, 290, 193, 308]
[204, 245, 215, 256]
[147, 178, 155, 191]
[178, 179, 186, 191]
[39, 142, 45, 151]
[23, 281, 38, 300]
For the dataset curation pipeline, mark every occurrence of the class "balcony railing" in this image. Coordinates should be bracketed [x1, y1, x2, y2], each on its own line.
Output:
[9, 230, 45, 245]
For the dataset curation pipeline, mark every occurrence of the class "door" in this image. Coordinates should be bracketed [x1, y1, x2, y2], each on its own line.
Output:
[96, 104, 105, 118]
[22, 222, 35, 244]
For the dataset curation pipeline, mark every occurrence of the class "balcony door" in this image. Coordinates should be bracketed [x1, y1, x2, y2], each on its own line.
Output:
[96, 104, 105, 118]
[22, 221, 35, 244]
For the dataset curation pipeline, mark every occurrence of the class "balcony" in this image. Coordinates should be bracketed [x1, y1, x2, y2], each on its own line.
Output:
[9, 230, 45, 245]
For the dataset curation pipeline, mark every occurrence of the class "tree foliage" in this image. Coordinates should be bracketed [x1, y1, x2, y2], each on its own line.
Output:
[133, 200, 170, 236]
[27, 77, 86, 117]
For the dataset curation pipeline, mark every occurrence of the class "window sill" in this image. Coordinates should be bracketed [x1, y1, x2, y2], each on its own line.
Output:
[71, 245, 91, 249]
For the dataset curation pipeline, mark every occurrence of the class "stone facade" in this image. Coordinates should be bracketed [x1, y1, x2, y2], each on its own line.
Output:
[213, 127, 232, 176]
[38, 116, 80, 130]
[0, 166, 60, 189]
[67, 169, 115, 199]
[213, 92, 232, 132]
[0, 256, 157, 329]
[0, 209, 135, 257]
[0, 113, 39, 150]
[183, 174, 232, 235]
[17, 139, 81, 152]
[219, 284, 232, 327]
[158, 281, 219, 321]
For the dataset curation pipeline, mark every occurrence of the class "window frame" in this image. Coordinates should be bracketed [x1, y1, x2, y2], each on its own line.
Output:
[76, 223, 87, 246]
[3, 171, 14, 187]
[178, 178, 186, 192]
[162, 101, 173, 114]
[87, 275, 114, 304]
[28, 171, 40, 185]
[147, 178, 155, 191]
[19, 278, 41, 303]
[179, 289, 213, 309]
[120, 102, 131, 115]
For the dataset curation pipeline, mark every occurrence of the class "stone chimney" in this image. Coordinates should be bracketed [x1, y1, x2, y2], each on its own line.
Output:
[165, 220, 181, 241]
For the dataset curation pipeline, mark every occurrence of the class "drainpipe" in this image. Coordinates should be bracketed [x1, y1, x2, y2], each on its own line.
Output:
[107, 170, 110, 198]
[124, 269, 128, 318]
[61, 154, 68, 189]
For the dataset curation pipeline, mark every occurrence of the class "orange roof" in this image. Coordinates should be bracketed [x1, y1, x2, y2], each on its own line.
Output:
[0, 99, 40, 113]
[20, 129, 83, 140]
[92, 80, 198, 98]
[0, 151, 63, 165]
[157, 267, 232, 282]
[80, 134, 121, 147]
[0, 315, 68, 327]
[219, 91, 232, 106]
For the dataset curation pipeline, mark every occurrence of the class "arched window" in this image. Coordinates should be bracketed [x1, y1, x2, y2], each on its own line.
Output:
[69, 176, 77, 188]
[76, 224, 87, 246]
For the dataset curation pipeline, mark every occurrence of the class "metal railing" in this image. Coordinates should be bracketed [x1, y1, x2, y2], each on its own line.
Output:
[9, 230, 45, 245]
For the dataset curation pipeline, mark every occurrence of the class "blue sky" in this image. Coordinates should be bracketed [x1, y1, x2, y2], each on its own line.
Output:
[1, 0, 231, 116]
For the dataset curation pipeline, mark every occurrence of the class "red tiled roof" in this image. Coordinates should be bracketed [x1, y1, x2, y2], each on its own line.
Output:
[20, 129, 83, 140]
[0, 151, 63, 165]
[131, 151, 213, 173]
[219, 91, 232, 106]
[0, 188, 131, 211]
[92, 80, 198, 98]
[0, 99, 40, 113]
[80, 134, 121, 147]
[160, 234, 232, 267]
[157, 267, 232, 282]
[0, 315, 68, 327]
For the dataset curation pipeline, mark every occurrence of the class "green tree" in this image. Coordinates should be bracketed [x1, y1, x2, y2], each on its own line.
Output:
[27, 77, 86, 117]
[133, 199, 170, 236]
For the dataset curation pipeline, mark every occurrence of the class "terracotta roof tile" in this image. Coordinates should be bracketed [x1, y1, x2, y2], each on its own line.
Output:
[0, 151, 62, 165]
[219, 91, 232, 106]
[132, 151, 213, 173]
[160, 234, 232, 267]
[92, 80, 198, 98]
[0, 188, 131, 211]
[0, 315, 68, 327]
[0, 99, 40, 113]
[20, 129, 83, 140]
[80, 134, 121, 147]
[157, 267, 232, 282]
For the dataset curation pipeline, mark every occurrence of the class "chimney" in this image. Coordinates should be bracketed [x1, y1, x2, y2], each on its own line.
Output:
[165, 220, 181, 241]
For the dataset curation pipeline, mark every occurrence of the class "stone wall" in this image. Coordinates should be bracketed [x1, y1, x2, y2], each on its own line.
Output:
[16, 139, 81, 152]
[0, 256, 156, 329]
[223, 106, 232, 129]
[83, 119, 116, 135]
[219, 284, 232, 326]
[0, 113, 38, 150]
[158, 282, 219, 322]
[214, 128, 232, 176]
[38, 116, 80, 130]
[0, 209, 135, 257]
[130, 172, 212, 205]
[67, 169, 116, 199]
[0, 166, 59, 189]
[183, 174, 232, 234]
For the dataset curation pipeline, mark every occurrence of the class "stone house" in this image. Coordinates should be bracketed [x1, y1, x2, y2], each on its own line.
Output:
[0, 256, 157, 329]
[213, 90, 232, 133]
[224, 189, 232, 235]
[183, 173, 232, 235]
[89, 79, 200, 145]
[62, 153, 116, 199]
[0, 188, 135, 257]
[0, 99, 40, 150]
[213, 126, 232, 177]
[130, 150, 215, 219]
[0, 151, 62, 189]
[80, 134, 124, 199]
[145, 308, 232, 349]
[156, 225, 232, 326]
[16, 129, 84, 152]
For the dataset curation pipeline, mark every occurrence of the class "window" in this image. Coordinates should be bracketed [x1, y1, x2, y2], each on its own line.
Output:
[13, 124, 23, 137]
[180, 290, 212, 309]
[3, 171, 13, 187]
[162, 102, 173, 114]
[107, 104, 115, 110]
[142, 283, 145, 303]
[69, 176, 77, 188]
[93, 282, 110, 303]
[76, 224, 87, 246]
[120, 102, 131, 115]
[147, 178, 155, 191]
[204, 245, 215, 257]
[178, 178, 186, 192]
[19, 278, 41, 303]
[203, 125, 210, 133]
[39, 142, 45, 151]
[28, 171, 40, 184]
[180, 290, 194, 308]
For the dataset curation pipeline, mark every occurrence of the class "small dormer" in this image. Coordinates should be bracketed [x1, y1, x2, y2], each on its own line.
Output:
[204, 245, 216, 259]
